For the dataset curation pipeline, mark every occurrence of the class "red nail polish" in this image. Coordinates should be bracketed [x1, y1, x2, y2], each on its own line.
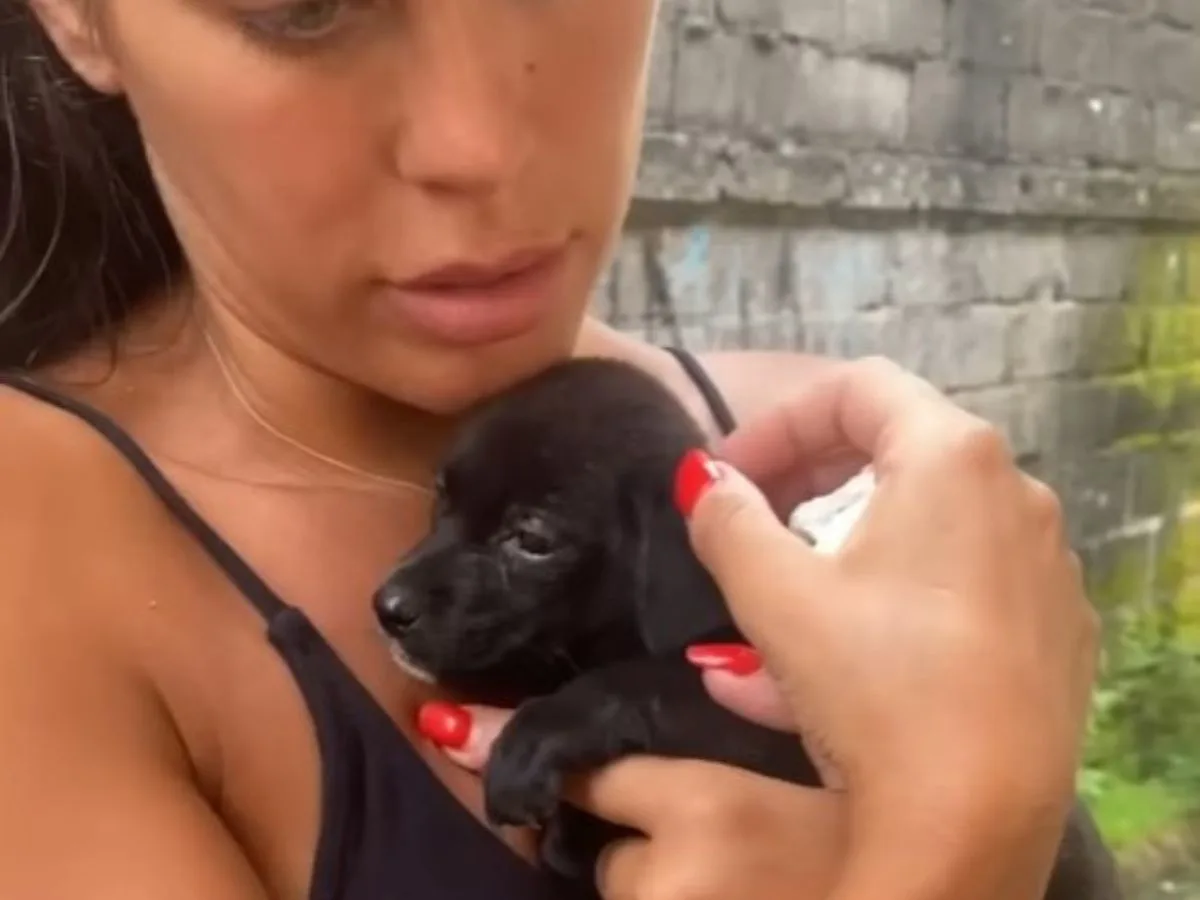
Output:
[685, 643, 763, 676]
[417, 701, 472, 750]
[674, 449, 723, 518]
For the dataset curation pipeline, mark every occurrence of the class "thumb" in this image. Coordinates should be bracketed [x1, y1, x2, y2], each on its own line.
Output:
[676, 450, 828, 633]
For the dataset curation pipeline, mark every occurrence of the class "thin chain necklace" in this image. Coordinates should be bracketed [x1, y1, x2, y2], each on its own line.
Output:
[202, 328, 434, 498]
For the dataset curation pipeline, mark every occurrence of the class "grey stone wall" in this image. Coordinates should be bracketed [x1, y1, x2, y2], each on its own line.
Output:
[595, 0, 1200, 611]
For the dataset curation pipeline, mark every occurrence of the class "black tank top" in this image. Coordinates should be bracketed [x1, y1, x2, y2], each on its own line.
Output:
[0, 348, 736, 900]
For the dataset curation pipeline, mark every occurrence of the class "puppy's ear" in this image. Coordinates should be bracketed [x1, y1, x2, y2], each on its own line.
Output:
[616, 485, 738, 655]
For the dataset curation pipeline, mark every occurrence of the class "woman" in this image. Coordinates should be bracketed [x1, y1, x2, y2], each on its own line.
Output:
[0, 2, 1098, 899]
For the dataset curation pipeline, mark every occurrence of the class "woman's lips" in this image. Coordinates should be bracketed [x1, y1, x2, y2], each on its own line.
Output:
[376, 243, 570, 347]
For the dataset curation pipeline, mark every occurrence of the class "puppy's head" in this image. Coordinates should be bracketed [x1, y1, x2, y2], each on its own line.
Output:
[373, 357, 726, 701]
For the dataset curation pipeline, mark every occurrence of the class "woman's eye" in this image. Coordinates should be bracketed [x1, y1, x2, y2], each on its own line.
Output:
[237, 0, 357, 45]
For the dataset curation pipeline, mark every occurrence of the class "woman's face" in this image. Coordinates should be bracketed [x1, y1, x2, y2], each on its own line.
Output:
[49, 0, 659, 413]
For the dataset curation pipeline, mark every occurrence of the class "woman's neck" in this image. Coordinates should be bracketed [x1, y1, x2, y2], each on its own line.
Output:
[201, 315, 451, 494]
[43, 297, 455, 497]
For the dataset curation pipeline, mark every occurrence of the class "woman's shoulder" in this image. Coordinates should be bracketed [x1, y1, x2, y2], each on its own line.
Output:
[684, 348, 840, 423]
[0, 378, 171, 673]
[577, 318, 841, 428]
[0, 378, 196, 703]
[0, 382, 271, 897]
[0, 379, 169, 539]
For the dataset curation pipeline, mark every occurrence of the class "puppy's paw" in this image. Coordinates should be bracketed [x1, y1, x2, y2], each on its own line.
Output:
[483, 720, 566, 828]
[483, 690, 652, 829]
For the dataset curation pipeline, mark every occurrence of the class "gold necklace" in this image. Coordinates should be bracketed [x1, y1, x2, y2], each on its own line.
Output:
[203, 328, 434, 498]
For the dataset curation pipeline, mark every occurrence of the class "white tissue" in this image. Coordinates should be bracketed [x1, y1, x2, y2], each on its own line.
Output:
[787, 467, 876, 555]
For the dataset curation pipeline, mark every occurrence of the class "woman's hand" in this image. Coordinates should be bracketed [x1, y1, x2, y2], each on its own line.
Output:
[418, 701, 850, 899]
[678, 356, 1101, 900]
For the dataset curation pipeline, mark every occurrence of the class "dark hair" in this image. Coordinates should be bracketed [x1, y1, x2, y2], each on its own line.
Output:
[0, 2, 181, 370]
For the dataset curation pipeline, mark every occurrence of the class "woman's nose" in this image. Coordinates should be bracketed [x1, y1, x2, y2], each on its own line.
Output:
[390, 26, 531, 195]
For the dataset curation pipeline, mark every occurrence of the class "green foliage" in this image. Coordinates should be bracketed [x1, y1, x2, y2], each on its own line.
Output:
[1081, 775, 1184, 854]
[1081, 600, 1200, 853]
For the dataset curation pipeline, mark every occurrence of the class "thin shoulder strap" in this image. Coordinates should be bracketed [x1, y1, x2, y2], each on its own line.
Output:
[0, 372, 291, 622]
[663, 347, 737, 437]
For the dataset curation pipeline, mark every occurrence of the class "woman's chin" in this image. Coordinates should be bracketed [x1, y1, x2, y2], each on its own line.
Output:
[368, 325, 582, 418]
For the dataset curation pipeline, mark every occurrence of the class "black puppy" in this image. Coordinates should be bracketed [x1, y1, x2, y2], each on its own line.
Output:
[373, 357, 1120, 900]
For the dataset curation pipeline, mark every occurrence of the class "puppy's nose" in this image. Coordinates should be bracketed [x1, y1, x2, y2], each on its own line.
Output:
[375, 585, 422, 633]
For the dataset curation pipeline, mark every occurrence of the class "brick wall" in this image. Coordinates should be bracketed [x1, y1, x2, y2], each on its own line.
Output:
[595, 0, 1200, 614]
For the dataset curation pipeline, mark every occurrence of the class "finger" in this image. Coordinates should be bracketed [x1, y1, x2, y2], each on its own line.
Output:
[562, 756, 691, 830]
[679, 457, 832, 644]
[594, 835, 650, 900]
[718, 357, 950, 509]
[771, 454, 873, 519]
[698, 666, 795, 732]
[729, 445, 869, 519]
[416, 703, 513, 772]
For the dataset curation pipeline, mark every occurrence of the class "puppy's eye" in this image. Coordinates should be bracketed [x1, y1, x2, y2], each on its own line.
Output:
[502, 517, 557, 562]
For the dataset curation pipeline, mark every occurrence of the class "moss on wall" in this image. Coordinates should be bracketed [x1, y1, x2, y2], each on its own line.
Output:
[1094, 234, 1200, 606]
[1081, 233, 1200, 858]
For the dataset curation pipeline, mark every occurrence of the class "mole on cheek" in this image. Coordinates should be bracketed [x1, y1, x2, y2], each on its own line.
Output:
[524, 60, 538, 75]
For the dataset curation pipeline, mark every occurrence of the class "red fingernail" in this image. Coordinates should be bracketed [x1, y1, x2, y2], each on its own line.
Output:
[685, 643, 763, 676]
[417, 701, 472, 750]
[674, 449, 723, 518]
